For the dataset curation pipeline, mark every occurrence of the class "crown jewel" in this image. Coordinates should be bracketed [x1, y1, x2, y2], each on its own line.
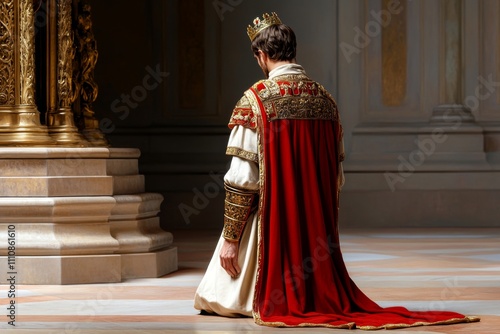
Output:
[247, 12, 282, 41]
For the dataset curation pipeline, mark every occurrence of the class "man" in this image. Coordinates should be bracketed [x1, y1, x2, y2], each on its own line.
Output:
[194, 12, 479, 330]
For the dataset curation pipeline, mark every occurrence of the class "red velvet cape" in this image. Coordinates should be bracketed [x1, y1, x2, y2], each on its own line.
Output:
[237, 77, 479, 330]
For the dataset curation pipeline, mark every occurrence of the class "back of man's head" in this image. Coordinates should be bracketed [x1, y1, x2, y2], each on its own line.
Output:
[251, 24, 297, 62]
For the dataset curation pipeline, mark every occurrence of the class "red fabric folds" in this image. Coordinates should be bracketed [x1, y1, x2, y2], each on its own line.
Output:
[252, 95, 473, 329]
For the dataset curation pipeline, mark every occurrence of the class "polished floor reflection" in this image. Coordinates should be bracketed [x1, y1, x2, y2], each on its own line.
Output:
[1, 228, 499, 333]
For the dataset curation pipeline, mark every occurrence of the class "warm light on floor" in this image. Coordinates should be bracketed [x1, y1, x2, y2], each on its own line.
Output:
[0, 228, 498, 333]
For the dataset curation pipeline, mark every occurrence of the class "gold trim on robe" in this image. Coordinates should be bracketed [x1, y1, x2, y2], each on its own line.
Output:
[226, 147, 258, 163]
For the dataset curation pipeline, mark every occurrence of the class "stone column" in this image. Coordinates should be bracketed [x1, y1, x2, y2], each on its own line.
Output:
[427, 0, 486, 168]
[431, 0, 471, 122]
[0, 0, 54, 146]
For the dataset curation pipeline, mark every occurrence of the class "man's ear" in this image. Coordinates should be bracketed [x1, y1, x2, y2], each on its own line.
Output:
[259, 50, 268, 62]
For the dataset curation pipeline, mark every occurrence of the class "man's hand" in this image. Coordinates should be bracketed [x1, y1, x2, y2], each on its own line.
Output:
[220, 239, 241, 278]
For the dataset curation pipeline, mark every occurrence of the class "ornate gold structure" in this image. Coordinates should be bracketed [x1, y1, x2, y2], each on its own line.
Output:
[0, 0, 54, 145]
[73, 0, 108, 146]
[0, 0, 107, 147]
[46, 0, 87, 145]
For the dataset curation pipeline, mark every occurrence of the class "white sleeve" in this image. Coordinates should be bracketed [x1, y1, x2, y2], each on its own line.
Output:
[223, 125, 259, 191]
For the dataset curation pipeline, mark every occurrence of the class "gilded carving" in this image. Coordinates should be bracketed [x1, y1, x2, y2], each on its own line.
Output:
[41, 0, 87, 146]
[0, 0, 58, 145]
[74, 0, 99, 118]
[58, 0, 74, 108]
[72, 0, 107, 146]
[19, 0, 36, 106]
[0, 0, 15, 105]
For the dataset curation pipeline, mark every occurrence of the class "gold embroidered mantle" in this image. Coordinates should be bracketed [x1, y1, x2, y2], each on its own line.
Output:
[251, 74, 338, 122]
[228, 74, 338, 131]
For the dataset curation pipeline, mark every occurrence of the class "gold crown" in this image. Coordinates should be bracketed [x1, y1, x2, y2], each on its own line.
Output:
[247, 12, 282, 41]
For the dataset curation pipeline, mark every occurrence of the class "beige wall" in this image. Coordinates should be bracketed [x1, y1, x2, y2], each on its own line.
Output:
[339, 0, 500, 227]
[90, 0, 500, 230]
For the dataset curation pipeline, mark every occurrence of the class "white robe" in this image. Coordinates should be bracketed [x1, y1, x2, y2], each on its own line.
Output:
[193, 127, 259, 317]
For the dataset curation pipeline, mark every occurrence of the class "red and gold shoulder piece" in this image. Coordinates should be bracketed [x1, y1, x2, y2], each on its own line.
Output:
[251, 79, 279, 101]
[250, 77, 339, 122]
[228, 94, 258, 130]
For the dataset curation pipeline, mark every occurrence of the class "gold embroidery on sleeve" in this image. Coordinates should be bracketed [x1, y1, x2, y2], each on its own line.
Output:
[226, 146, 258, 163]
[222, 184, 258, 242]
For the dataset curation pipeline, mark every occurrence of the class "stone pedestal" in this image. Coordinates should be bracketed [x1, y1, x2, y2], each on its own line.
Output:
[0, 147, 177, 284]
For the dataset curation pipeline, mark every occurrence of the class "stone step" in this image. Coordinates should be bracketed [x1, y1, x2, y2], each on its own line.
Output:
[111, 217, 173, 253]
[0, 158, 139, 177]
[0, 255, 122, 284]
[0, 147, 141, 176]
[0, 174, 145, 197]
[0, 176, 113, 196]
[113, 175, 145, 195]
[0, 196, 116, 223]
[110, 193, 164, 220]
[0, 222, 120, 256]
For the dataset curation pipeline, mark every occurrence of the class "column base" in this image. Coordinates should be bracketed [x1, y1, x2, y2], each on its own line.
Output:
[0, 107, 56, 146]
[0, 147, 178, 284]
[0, 254, 122, 284]
[121, 247, 178, 279]
[0, 132, 56, 147]
[48, 130, 88, 147]
[47, 109, 89, 147]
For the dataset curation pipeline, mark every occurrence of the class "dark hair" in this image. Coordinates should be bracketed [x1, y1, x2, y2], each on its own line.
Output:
[251, 24, 297, 61]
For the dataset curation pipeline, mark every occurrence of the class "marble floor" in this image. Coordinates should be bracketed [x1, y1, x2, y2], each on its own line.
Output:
[1, 228, 499, 333]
